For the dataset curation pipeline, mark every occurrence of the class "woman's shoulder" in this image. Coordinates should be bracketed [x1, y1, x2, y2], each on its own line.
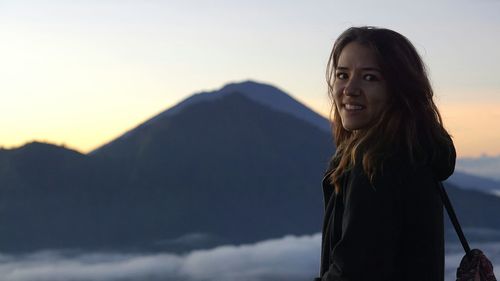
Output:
[380, 151, 414, 177]
[364, 151, 428, 192]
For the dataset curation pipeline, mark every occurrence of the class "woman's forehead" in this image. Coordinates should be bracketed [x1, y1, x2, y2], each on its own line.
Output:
[336, 42, 381, 70]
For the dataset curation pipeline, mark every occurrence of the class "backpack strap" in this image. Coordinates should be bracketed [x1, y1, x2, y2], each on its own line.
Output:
[437, 182, 472, 257]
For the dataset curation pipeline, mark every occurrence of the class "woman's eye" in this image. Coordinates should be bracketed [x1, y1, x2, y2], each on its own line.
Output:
[336, 72, 347, 79]
[364, 74, 379, 81]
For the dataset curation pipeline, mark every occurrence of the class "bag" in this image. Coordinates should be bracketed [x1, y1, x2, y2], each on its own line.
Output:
[456, 249, 496, 281]
[437, 182, 497, 281]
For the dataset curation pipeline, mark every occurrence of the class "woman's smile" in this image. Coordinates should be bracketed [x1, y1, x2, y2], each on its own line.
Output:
[343, 103, 365, 111]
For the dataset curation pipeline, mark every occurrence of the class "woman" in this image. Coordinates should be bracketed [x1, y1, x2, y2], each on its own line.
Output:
[314, 26, 456, 281]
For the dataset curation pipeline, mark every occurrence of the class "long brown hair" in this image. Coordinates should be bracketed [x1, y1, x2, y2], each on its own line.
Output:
[326, 26, 453, 194]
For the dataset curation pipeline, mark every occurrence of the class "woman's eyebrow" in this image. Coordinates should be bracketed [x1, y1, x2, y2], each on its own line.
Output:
[336, 66, 382, 72]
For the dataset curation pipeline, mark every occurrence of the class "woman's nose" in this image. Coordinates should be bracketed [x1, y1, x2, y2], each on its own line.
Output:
[343, 79, 360, 96]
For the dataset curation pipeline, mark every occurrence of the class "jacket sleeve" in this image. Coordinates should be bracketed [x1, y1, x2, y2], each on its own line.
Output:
[321, 164, 405, 281]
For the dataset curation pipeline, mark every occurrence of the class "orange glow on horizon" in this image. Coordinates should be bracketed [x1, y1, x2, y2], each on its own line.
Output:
[438, 101, 500, 157]
[1, 99, 499, 158]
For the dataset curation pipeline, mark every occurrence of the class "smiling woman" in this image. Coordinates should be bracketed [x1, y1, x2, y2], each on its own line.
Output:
[314, 26, 457, 281]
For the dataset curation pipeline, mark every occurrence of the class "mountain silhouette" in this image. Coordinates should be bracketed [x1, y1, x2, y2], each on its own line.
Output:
[0, 81, 499, 253]
[90, 80, 331, 156]
[449, 170, 500, 196]
[0, 83, 335, 253]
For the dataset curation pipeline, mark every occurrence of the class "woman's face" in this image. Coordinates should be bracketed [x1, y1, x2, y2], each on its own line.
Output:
[333, 42, 389, 131]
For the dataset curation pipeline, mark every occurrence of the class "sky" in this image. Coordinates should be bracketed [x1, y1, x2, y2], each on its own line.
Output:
[1, 0, 500, 157]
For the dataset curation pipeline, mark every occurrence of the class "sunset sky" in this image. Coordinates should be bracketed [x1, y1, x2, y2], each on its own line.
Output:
[1, 0, 499, 157]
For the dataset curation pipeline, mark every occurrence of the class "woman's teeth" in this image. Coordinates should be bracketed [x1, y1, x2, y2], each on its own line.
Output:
[345, 104, 364, 110]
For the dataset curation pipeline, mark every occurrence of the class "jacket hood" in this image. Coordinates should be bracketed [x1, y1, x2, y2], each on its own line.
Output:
[323, 134, 457, 182]
[428, 135, 456, 181]
[397, 133, 457, 181]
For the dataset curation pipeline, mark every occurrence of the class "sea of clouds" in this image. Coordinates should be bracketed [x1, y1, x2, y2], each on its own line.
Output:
[0, 233, 498, 281]
[456, 156, 500, 182]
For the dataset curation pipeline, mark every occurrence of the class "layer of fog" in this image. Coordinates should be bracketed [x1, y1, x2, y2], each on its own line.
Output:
[0, 233, 498, 281]
[456, 156, 500, 182]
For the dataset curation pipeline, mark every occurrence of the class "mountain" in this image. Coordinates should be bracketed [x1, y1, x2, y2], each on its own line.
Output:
[91, 91, 335, 251]
[90, 80, 331, 155]
[444, 181, 500, 242]
[1, 80, 499, 254]
[448, 171, 500, 197]
[0, 141, 131, 251]
[0, 85, 335, 253]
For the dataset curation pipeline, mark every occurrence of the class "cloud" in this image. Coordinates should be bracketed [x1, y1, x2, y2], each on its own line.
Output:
[0, 250, 184, 281]
[180, 233, 321, 281]
[0, 233, 498, 281]
[456, 155, 500, 181]
[0, 233, 321, 281]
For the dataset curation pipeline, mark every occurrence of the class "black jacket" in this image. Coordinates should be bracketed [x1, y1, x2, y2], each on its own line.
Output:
[314, 143, 456, 281]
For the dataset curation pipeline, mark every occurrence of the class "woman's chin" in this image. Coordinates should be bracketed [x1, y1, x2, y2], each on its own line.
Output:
[341, 123, 363, 131]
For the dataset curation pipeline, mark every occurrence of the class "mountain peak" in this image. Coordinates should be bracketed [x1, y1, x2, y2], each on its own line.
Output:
[218, 79, 287, 95]
[89, 80, 331, 155]
[7, 141, 79, 154]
